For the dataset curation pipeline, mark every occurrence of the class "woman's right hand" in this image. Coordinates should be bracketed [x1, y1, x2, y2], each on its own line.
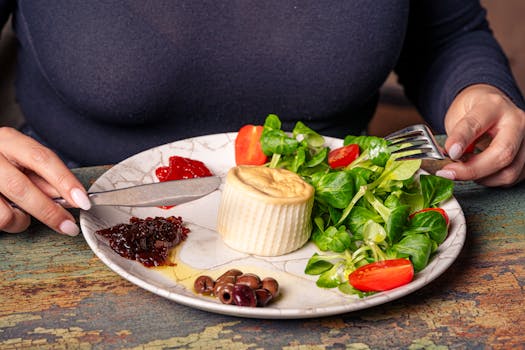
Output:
[0, 127, 91, 235]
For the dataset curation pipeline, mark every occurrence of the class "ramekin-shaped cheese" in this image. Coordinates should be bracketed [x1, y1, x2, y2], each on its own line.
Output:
[217, 166, 314, 256]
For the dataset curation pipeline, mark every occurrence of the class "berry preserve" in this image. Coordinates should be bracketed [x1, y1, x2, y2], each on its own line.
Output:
[96, 216, 190, 267]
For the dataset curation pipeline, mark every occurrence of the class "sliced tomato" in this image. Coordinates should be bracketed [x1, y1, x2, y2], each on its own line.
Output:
[328, 144, 360, 169]
[348, 258, 414, 292]
[235, 125, 268, 165]
[409, 207, 449, 225]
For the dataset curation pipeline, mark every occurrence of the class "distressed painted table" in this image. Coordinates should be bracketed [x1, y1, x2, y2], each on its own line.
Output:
[0, 163, 524, 349]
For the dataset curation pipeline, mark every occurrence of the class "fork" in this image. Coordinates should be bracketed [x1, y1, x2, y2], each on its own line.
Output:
[384, 124, 446, 160]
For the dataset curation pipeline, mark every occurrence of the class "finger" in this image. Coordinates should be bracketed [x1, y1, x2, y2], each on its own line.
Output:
[0, 155, 80, 236]
[0, 196, 31, 233]
[26, 171, 61, 198]
[444, 104, 495, 160]
[0, 127, 91, 210]
[438, 123, 523, 182]
[474, 137, 525, 187]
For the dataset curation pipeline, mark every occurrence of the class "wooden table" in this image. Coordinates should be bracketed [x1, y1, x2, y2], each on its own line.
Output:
[1, 164, 524, 349]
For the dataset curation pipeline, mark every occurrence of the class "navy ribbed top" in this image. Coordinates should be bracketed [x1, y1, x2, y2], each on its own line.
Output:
[1, 0, 523, 166]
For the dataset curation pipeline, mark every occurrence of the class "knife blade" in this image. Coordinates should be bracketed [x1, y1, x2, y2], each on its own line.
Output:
[54, 176, 221, 208]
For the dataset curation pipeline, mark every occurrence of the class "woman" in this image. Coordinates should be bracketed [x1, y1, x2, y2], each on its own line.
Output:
[0, 0, 524, 236]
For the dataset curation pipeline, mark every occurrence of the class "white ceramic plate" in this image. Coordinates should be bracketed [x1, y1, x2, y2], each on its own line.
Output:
[80, 133, 466, 319]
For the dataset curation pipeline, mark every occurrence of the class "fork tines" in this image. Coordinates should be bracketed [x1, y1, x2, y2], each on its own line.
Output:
[384, 124, 446, 160]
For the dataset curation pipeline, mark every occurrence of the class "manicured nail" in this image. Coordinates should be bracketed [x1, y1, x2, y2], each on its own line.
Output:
[435, 169, 456, 180]
[59, 219, 80, 237]
[448, 143, 463, 160]
[71, 188, 92, 210]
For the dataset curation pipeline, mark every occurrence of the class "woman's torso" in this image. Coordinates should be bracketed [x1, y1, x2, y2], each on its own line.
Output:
[13, 1, 409, 165]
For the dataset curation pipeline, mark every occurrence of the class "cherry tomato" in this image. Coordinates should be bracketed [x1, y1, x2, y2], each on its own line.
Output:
[328, 144, 360, 169]
[409, 207, 449, 225]
[348, 258, 414, 292]
[235, 125, 268, 165]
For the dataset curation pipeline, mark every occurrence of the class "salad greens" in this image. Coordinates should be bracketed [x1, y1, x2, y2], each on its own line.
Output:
[259, 114, 454, 295]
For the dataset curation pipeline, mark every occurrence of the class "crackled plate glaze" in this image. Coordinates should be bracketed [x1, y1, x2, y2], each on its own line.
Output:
[80, 133, 466, 319]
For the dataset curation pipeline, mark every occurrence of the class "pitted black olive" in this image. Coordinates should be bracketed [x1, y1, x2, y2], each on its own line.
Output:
[193, 275, 215, 295]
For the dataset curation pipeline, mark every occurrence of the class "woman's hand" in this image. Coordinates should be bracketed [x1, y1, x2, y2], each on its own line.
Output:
[436, 84, 525, 187]
[0, 127, 91, 235]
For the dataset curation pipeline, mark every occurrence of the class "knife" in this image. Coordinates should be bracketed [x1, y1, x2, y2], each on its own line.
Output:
[52, 176, 221, 208]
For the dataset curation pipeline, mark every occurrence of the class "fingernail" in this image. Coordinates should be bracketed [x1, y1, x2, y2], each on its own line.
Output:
[71, 188, 92, 210]
[59, 219, 80, 237]
[436, 169, 456, 180]
[448, 143, 463, 160]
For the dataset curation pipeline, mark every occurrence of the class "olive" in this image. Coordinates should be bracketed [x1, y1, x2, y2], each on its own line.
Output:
[232, 284, 257, 307]
[193, 269, 279, 307]
[255, 288, 273, 307]
[217, 269, 243, 280]
[261, 277, 279, 298]
[236, 273, 261, 290]
[213, 279, 231, 295]
[215, 275, 236, 286]
[193, 275, 215, 295]
[215, 282, 235, 305]
[216, 269, 243, 285]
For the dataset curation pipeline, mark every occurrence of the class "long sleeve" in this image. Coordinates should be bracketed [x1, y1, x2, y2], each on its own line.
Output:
[394, 0, 525, 132]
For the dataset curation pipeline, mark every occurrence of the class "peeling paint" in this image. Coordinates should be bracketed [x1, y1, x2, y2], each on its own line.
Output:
[0, 166, 523, 349]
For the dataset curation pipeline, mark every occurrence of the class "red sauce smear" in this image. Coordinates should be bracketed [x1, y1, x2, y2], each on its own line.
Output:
[155, 156, 213, 209]
[156, 155, 212, 181]
[95, 216, 189, 267]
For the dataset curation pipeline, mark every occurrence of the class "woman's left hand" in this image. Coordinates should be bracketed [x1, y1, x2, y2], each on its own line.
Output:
[436, 84, 525, 187]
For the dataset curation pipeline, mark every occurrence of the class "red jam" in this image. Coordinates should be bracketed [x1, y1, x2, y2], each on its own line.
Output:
[155, 156, 213, 209]
[95, 216, 190, 267]
[156, 156, 212, 182]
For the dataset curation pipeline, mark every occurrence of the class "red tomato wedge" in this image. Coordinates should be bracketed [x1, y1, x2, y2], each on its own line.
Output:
[409, 207, 449, 225]
[348, 258, 414, 292]
[235, 125, 268, 165]
[328, 144, 360, 169]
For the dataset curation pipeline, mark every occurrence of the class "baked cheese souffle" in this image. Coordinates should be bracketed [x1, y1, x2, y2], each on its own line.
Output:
[217, 166, 314, 256]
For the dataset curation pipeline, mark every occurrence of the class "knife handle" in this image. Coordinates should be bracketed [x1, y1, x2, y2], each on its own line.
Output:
[52, 197, 74, 208]
[10, 196, 79, 210]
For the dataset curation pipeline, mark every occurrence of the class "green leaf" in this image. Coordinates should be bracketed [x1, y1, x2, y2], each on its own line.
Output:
[362, 220, 387, 244]
[316, 263, 344, 288]
[347, 206, 382, 236]
[420, 174, 454, 208]
[377, 158, 421, 185]
[313, 171, 355, 209]
[293, 121, 325, 148]
[392, 234, 433, 272]
[406, 210, 448, 244]
[311, 225, 330, 251]
[311, 225, 351, 252]
[305, 147, 328, 168]
[260, 129, 299, 156]
[344, 135, 390, 166]
[289, 147, 306, 173]
[397, 188, 424, 213]
[263, 113, 282, 130]
[386, 204, 410, 244]
[304, 253, 335, 275]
